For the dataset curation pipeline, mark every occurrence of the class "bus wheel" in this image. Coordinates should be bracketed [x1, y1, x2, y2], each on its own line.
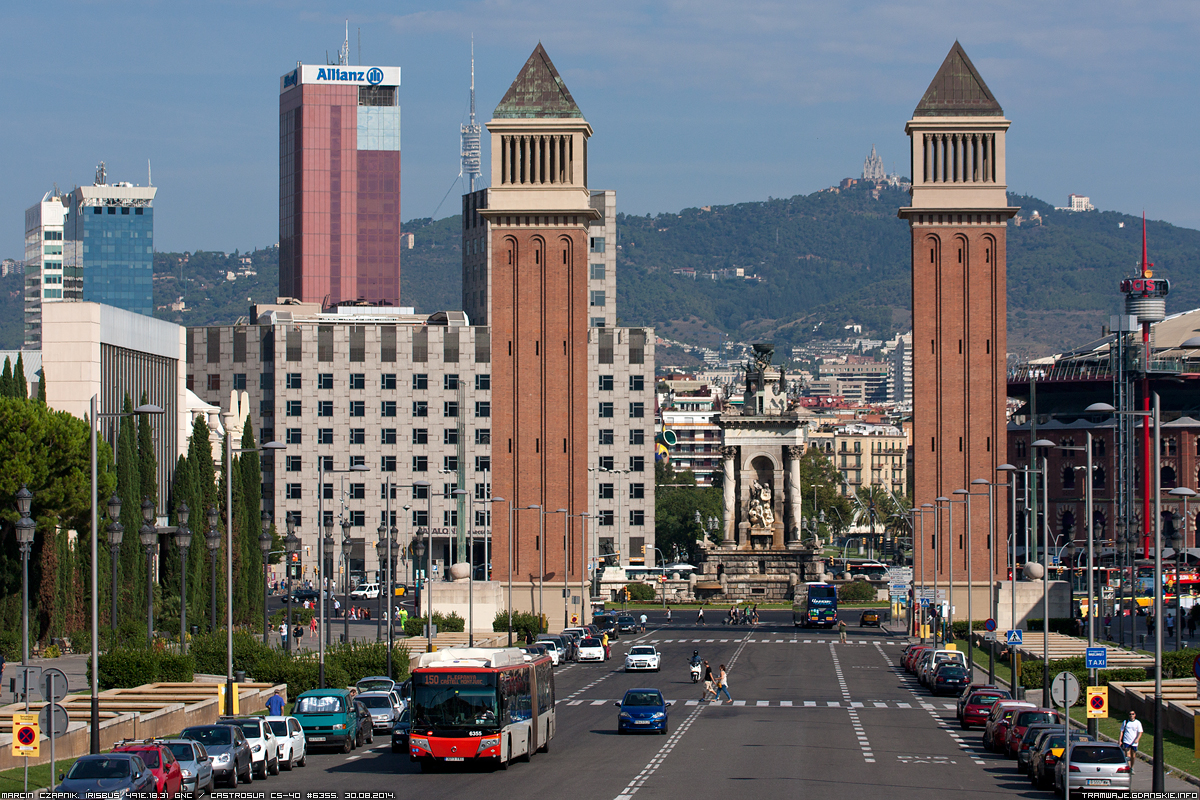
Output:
[520, 734, 532, 762]
[499, 738, 510, 771]
[538, 736, 549, 753]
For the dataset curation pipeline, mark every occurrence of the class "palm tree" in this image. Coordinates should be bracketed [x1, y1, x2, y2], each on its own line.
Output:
[884, 491, 914, 563]
[851, 485, 895, 560]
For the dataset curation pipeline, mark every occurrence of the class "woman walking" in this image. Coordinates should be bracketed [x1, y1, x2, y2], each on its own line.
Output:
[716, 664, 733, 703]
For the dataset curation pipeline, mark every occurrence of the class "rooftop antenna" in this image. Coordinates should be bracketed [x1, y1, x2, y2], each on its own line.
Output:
[357, 27, 361, 65]
[339, 20, 349, 66]
[147, 159, 152, 187]
[95, 161, 106, 186]
[461, 35, 482, 193]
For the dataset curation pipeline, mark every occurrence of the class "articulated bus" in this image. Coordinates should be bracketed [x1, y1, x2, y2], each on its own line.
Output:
[408, 648, 555, 772]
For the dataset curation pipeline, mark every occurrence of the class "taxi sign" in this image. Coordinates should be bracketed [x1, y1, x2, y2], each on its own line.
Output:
[1087, 686, 1108, 719]
[11, 713, 39, 758]
[1086, 647, 1107, 670]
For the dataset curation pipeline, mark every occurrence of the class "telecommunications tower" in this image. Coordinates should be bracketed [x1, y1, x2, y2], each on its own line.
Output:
[461, 38, 482, 192]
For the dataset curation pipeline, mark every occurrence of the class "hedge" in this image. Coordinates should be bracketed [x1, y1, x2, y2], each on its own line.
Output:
[623, 583, 657, 602]
[1025, 618, 1079, 635]
[91, 648, 195, 690]
[403, 612, 465, 638]
[190, 630, 272, 676]
[951, 620, 989, 640]
[1018, 655, 1147, 691]
[269, 608, 316, 627]
[1161, 649, 1200, 679]
[838, 580, 877, 603]
[493, 610, 545, 642]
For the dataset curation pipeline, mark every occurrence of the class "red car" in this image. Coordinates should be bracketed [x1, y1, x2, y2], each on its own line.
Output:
[1004, 707, 1062, 757]
[983, 701, 1035, 751]
[955, 683, 1001, 720]
[960, 688, 1010, 730]
[904, 645, 932, 673]
[111, 740, 184, 796]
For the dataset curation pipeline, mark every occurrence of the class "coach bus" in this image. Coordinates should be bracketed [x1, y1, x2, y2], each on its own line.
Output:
[794, 582, 838, 628]
[408, 647, 554, 772]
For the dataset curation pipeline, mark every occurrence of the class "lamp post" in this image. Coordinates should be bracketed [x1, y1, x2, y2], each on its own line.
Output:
[174, 505, 192, 654]
[1168, 486, 1195, 653]
[206, 507, 220, 631]
[570, 512, 590, 627]
[15, 485, 35, 685]
[341, 519, 352, 644]
[88, 396, 162, 753]
[413, 532, 431, 652]
[320, 524, 334, 684]
[452, 488, 471, 644]
[1058, 431, 1099, 734]
[953, 488, 975, 668]
[1030, 437, 1056, 708]
[531, 504, 545, 623]
[935, 496, 954, 643]
[106, 494, 123, 632]
[139, 497, 157, 644]
[412, 480, 433, 649]
[917, 503, 934, 643]
[972, 478, 1002, 685]
[258, 512, 272, 645]
[998, 460, 1045, 701]
[376, 522, 388, 643]
[284, 514, 301, 652]
[387, 524, 398, 676]
[491, 497, 514, 644]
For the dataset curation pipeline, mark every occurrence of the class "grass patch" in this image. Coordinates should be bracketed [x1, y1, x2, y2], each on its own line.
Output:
[1069, 706, 1200, 778]
[0, 756, 80, 793]
[947, 637, 1015, 687]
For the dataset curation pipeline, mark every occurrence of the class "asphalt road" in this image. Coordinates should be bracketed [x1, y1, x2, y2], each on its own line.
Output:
[215, 608, 1199, 799]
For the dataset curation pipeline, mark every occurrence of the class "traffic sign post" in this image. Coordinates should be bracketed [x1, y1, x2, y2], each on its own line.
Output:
[11, 713, 38, 759]
[1085, 647, 1107, 670]
[1087, 686, 1108, 719]
[1051, 671, 1081, 707]
[984, 618, 997, 632]
[1006, 629, 1023, 646]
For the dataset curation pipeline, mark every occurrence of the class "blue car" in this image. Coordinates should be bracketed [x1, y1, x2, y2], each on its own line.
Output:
[55, 753, 157, 798]
[615, 688, 671, 735]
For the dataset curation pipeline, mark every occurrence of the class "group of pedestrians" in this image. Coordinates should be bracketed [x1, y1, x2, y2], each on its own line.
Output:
[725, 605, 759, 625]
[699, 660, 733, 703]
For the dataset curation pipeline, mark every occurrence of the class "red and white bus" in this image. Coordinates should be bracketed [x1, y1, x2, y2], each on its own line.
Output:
[408, 648, 555, 771]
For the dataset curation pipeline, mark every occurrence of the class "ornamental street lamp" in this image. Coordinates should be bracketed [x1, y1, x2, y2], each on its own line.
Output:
[341, 519, 352, 644]
[139, 497, 158, 644]
[15, 486, 35, 692]
[284, 513, 301, 653]
[259, 512, 272, 645]
[106, 494, 123, 632]
[174, 504, 192, 654]
[320, 523, 335, 686]
[413, 532, 430, 652]
[205, 506, 220, 631]
[376, 522, 388, 643]
[1168, 486, 1195, 655]
[490, 496, 514, 645]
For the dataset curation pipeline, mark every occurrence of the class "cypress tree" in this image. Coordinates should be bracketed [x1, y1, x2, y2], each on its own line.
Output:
[116, 394, 145, 626]
[238, 421, 263, 623]
[0, 357, 12, 398]
[37, 367, 46, 402]
[188, 415, 219, 628]
[138, 391, 158, 507]
[14, 353, 27, 400]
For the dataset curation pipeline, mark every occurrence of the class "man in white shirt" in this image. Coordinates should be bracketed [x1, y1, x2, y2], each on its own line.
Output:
[1119, 709, 1143, 774]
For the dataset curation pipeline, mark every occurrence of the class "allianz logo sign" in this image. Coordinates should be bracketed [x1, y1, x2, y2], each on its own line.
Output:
[315, 67, 385, 85]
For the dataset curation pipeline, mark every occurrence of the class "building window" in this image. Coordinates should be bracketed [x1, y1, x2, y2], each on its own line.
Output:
[232, 373, 246, 390]
[317, 401, 332, 417]
[444, 401, 459, 417]
[475, 510, 491, 527]
[475, 374, 490, 390]
[599, 483, 614, 499]
[381, 401, 397, 417]
[286, 428, 303, 445]
[599, 456, 614, 471]
[381, 373, 397, 390]
[322, 483, 334, 500]
[348, 483, 365, 500]
[598, 510, 614, 526]
[349, 373, 365, 390]
[589, 291, 606, 307]
[381, 455, 397, 472]
[286, 483, 302, 500]
[383, 428, 398, 445]
[476, 429, 491, 445]
[630, 456, 645, 472]
[318, 428, 333, 445]
[287, 373, 302, 389]
[350, 401, 365, 417]
[630, 483, 645, 499]
[349, 510, 365, 527]
[444, 374, 459, 390]
[590, 237, 605, 253]
[413, 374, 428, 390]
[319, 455, 333, 471]
[412, 455, 428, 472]
[349, 428, 365, 445]
[591, 317, 605, 328]
[207, 374, 221, 391]
[590, 263, 605, 280]
[629, 510, 645, 526]
[598, 375, 613, 391]
[286, 401, 302, 416]
[629, 402, 645, 418]
[412, 509, 428, 527]
[411, 428, 427, 445]
[285, 456, 302, 472]
[413, 401, 428, 417]
[444, 429, 458, 445]
[318, 373, 333, 390]
[599, 429, 614, 446]
[413, 483, 429, 500]
[599, 402, 614, 418]
[629, 429, 645, 445]
[629, 375, 644, 391]
[474, 483, 491, 500]
[475, 456, 491, 472]
[475, 401, 490, 418]
[443, 509, 459, 527]
[444, 456, 458, 472]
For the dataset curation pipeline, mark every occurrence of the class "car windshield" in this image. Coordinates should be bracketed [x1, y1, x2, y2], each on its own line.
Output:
[581, 638, 601, 647]
[623, 692, 663, 707]
[359, 696, 391, 709]
[68, 759, 131, 780]
[1071, 745, 1125, 763]
[267, 720, 288, 737]
[619, 617, 635, 624]
[183, 728, 230, 746]
[630, 647, 656, 655]
[939, 667, 967, 676]
[130, 750, 160, 768]
[398, 708, 410, 724]
[357, 679, 393, 692]
[295, 696, 344, 714]
[234, 721, 263, 738]
[1017, 711, 1057, 726]
[972, 694, 1006, 705]
[166, 743, 194, 761]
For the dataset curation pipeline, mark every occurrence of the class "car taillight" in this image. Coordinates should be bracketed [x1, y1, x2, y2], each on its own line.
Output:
[1116, 766, 1130, 773]
[1045, 754, 1057, 763]
[937, 677, 946, 683]
[1068, 765, 1080, 772]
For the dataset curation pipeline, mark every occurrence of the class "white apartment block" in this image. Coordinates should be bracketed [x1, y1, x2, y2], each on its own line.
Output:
[24, 191, 68, 347]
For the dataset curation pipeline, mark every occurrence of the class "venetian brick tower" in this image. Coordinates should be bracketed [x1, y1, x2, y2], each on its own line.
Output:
[900, 42, 1016, 590]
[482, 44, 597, 603]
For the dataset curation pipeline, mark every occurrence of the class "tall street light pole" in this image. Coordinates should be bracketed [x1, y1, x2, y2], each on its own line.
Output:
[935, 497, 953, 643]
[570, 512, 590, 627]
[315, 463, 369, 684]
[1032, 438, 1056, 709]
[15, 486, 34, 793]
[1059, 432, 1099, 735]
[284, 512, 300, 653]
[105, 495, 123, 634]
[88, 396, 162, 754]
[174, 506, 193, 654]
[953, 488, 975, 667]
[140, 497, 158, 644]
[206, 506, 220, 631]
[918, 503, 933, 642]
[258, 512, 272, 645]
[1168, 486, 1195, 655]
[972, 478, 1001, 685]
[412, 480, 433, 651]
[490, 497, 514, 644]
[451, 488, 471, 644]
[341, 519, 352, 644]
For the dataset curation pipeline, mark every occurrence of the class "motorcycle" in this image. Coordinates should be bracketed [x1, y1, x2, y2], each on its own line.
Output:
[689, 660, 702, 683]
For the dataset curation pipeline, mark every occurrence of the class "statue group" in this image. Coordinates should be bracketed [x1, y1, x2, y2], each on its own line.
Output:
[747, 479, 774, 529]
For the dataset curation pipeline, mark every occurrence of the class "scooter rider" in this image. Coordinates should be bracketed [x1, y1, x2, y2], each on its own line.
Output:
[689, 650, 703, 682]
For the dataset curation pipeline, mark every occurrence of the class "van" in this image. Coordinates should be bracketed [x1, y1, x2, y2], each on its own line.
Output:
[290, 689, 359, 753]
[350, 582, 380, 600]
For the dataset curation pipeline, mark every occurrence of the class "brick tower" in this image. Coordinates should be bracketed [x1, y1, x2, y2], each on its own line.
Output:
[481, 45, 597, 612]
[900, 42, 1016, 594]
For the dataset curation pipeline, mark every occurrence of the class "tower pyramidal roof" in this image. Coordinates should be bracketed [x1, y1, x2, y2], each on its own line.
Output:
[493, 43, 584, 120]
[913, 41, 1003, 117]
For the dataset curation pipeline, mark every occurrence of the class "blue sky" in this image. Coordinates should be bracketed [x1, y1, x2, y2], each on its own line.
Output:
[3, 1, 1198, 254]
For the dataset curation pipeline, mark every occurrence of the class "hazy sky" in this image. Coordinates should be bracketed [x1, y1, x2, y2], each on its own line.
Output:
[3, 1, 1198, 254]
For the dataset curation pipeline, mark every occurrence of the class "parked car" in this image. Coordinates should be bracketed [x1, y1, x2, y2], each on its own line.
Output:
[955, 683, 1002, 720]
[615, 688, 671, 735]
[163, 738, 214, 797]
[220, 716, 280, 778]
[111, 740, 184, 796]
[357, 691, 402, 732]
[1015, 723, 1062, 774]
[55, 754, 157, 797]
[860, 610, 882, 627]
[519, 643, 550, 662]
[903, 645, 932, 673]
[960, 688, 1011, 730]
[538, 633, 574, 662]
[536, 637, 563, 665]
[356, 675, 397, 695]
[982, 701, 1035, 751]
[179, 724, 253, 787]
[624, 645, 661, 672]
[1029, 731, 1095, 788]
[390, 707, 411, 754]
[351, 582, 380, 600]
[1004, 708, 1063, 758]
[930, 663, 971, 696]
[577, 637, 607, 662]
[291, 689, 360, 753]
[919, 649, 967, 687]
[1055, 741, 1131, 795]
[264, 715, 307, 770]
[353, 701, 375, 746]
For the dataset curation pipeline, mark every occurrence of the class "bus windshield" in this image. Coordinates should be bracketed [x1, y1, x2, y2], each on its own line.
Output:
[412, 673, 499, 729]
[808, 585, 837, 600]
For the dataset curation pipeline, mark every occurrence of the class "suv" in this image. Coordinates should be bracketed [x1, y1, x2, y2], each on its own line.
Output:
[179, 724, 252, 787]
[292, 689, 359, 753]
[111, 740, 183, 796]
[220, 716, 280, 778]
[351, 582, 380, 599]
[1005, 708, 1062, 758]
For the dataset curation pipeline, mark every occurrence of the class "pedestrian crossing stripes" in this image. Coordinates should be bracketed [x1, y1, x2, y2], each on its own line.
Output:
[647, 638, 901, 644]
[568, 698, 956, 709]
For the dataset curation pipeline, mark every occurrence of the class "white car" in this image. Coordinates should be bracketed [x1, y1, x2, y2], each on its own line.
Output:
[577, 637, 606, 662]
[624, 645, 661, 672]
[356, 691, 403, 732]
[221, 716, 279, 779]
[537, 638, 562, 665]
[350, 582, 380, 600]
[264, 716, 307, 770]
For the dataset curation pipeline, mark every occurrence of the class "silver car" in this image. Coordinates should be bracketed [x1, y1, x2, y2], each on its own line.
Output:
[1055, 742, 1131, 795]
[356, 691, 402, 732]
[164, 739, 214, 797]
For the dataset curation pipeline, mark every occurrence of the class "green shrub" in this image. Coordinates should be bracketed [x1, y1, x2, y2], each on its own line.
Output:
[269, 608, 316, 627]
[1161, 649, 1198, 679]
[435, 612, 465, 633]
[1018, 656, 1147, 691]
[492, 610, 544, 641]
[92, 648, 196, 689]
[325, 641, 412, 684]
[250, 650, 348, 697]
[950, 621, 989, 640]
[837, 580, 877, 603]
[157, 651, 196, 682]
[624, 583, 657, 602]
[190, 630, 272, 676]
[1025, 618, 1078, 635]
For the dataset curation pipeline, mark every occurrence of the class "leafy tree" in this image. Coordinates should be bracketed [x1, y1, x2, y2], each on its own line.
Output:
[187, 415, 219, 629]
[797, 447, 852, 542]
[137, 391, 157, 509]
[654, 460, 722, 564]
[237, 421, 264, 625]
[851, 484, 895, 558]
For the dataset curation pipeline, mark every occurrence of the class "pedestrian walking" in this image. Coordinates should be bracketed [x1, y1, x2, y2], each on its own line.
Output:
[716, 664, 733, 703]
[666, 608, 672, 623]
[1166, 610, 1175, 639]
[838, 619, 848, 644]
[697, 606, 705, 626]
[1119, 710, 1143, 774]
[266, 689, 285, 717]
[310, 615, 318, 635]
[280, 622, 288, 649]
[701, 661, 716, 701]
[639, 613, 647, 633]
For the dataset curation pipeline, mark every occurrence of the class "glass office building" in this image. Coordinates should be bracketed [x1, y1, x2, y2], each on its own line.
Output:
[64, 180, 157, 316]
